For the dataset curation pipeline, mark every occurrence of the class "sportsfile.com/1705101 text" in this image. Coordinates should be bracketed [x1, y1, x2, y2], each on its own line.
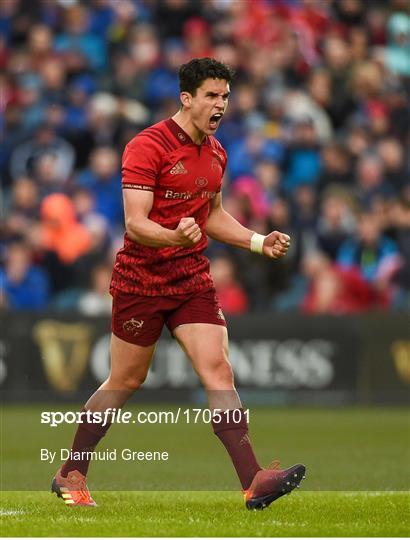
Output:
[40, 408, 250, 428]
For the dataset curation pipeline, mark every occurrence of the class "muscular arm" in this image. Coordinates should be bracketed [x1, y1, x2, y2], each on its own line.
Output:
[206, 193, 290, 259]
[123, 189, 201, 248]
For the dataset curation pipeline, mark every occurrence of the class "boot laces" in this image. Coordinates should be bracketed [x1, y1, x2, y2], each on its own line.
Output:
[78, 479, 92, 502]
[267, 459, 281, 471]
[71, 476, 92, 503]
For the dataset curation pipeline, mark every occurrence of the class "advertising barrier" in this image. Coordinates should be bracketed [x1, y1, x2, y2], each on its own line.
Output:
[1, 312, 409, 404]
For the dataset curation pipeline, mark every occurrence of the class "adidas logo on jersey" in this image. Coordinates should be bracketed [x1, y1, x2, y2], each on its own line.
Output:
[170, 160, 187, 175]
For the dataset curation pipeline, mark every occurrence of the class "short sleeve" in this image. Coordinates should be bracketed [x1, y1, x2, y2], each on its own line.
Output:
[122, 136, 162, 191]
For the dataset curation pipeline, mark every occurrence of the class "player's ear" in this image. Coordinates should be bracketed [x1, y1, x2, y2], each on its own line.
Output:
[180, 91, 192, 109]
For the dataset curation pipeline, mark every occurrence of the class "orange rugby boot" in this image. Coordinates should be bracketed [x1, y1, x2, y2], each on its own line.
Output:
[243, 460, 306, 510]
[51, 469, 97, 507]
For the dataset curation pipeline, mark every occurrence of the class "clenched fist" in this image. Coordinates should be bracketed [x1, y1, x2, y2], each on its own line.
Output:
[262, 231, 291, 259]
[175, 217, 202, 247]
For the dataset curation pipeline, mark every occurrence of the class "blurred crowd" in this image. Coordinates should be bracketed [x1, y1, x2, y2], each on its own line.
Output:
[1, 0, 410, 315]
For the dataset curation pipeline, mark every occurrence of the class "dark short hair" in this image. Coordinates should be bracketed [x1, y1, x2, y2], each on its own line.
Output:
[179, 57, 234, 95]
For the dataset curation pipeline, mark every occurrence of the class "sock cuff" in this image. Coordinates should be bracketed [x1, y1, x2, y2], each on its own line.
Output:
[212, 408, 248, 434]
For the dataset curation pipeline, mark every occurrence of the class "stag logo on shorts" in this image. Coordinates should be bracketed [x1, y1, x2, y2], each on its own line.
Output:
[195, 176, 208, 187]
[123, 318, 144, 336]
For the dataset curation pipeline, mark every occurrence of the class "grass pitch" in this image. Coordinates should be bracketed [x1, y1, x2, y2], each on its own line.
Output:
[1, 405, 409, 536]
[2, 490, 409, 537]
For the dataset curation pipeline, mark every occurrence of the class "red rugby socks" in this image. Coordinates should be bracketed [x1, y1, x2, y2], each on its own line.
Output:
[61, 406, 261, 488]
[212, 408, 261, 490]
[60, 408, 111, 477]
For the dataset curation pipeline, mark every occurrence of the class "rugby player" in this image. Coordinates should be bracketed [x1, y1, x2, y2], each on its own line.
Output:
[52, 58, 306, 509]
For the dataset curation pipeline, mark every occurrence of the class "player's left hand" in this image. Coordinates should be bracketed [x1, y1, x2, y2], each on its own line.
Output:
[262, 231, 291, 259]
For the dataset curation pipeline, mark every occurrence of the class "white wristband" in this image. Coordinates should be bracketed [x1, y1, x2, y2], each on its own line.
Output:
[250, 233, 266, 255]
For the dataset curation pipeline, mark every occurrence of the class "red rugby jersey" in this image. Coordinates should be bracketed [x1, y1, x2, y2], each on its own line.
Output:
[110, 118, 227, 296]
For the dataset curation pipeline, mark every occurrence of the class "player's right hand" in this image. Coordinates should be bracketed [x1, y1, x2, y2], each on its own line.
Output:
[175, 217, 202, 247]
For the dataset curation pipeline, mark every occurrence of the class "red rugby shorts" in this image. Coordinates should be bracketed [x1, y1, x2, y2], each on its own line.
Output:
[110, 287, 226, 346]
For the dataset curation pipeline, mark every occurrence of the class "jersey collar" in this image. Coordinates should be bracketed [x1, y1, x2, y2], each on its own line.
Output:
[165, 118, 210, 147]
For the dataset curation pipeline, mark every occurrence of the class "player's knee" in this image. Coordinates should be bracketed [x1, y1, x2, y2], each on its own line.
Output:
[123, 373, 147, 391]
[200, 356, 234, 389]
[108, 371, 147, 392]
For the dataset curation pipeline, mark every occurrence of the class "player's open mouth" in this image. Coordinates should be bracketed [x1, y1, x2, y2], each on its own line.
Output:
[209, 113, 223, 129]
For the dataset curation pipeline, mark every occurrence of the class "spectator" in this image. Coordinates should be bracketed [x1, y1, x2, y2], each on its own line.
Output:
[383, 80, 409, 143]
[75, 146, 123, 226]
[0, 241, 50, 310]
[54, 4, 107, 72]
[39, 57, 66, 105]
[73, 214, 111, 290]
[27, 24, 55, 70]
[283, 117, 321, 192]
[321, 36, 355, 130]
[216, 82, 262, 152]
[78, 262, 112, 316]
[386, 12, 410, 77]
[355, 152, 394, 207]
[307, 69, 332, 115]
[9, 124, 74, 183]
[317, 189, 356, 260]
[337, 211, 401, 297]
[317, 142, 353, 193]
[266, 197, 301, 298]
[253, 159, 283, 202]
[291, 184, 317, 231]
[7, 175, 39, 221]
[228, 126, 284, 180]
[88, 0, 115, 38]
[128, 23, 160, 71]
[345, 125, 372, 161]
[145, 39, 188, 106]
[13, 72, 45, 131]
[183, 17, 213, 58]
[34, 152, 67, 197]
[3, 176, 40, 241]
[39, 193, 92, 265]
[301, 251, 374, 314]
[154, 0, 200, 41]
[63, 75, 96, 134]
[352, 60, 388, 138]
[377, 137, 409, 194]
[349, 27, 369, 63]
[389, 198, 410, 307]
[71, 187, 98, 225]
[284, 89, 333, 143]
[227, 175, 269, 230]
[100, 52, 146, 103]
[210, 255, 248, 315]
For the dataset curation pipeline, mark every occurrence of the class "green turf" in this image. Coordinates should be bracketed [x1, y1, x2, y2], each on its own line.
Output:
[1, 490, 409, 536]
[1, 405, 410, 536]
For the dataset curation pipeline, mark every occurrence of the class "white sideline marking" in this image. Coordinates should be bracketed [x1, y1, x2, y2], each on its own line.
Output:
[0, 510, 26, 516]
[341, 491, 405, 496]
